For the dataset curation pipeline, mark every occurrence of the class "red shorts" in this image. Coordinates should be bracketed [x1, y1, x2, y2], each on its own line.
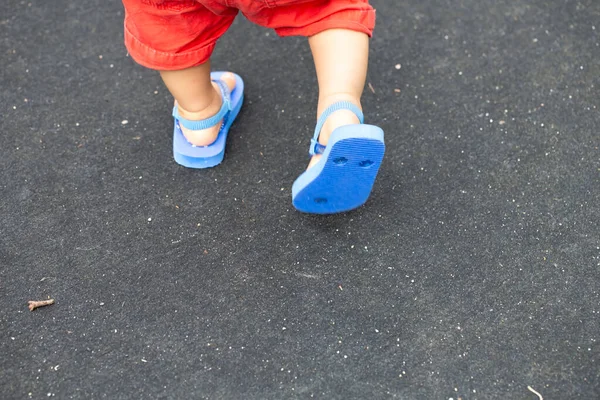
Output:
[123, 0, 376, 70]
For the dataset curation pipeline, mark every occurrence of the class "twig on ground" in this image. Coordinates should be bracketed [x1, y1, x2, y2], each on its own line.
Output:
[368, 82, 376, 94]
[28, 299, 55, 311]
[527, 386, 543, 400]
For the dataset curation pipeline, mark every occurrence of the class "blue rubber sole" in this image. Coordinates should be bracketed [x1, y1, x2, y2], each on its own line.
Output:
[292, 124, 385, 214]
[173, 72, 244, 169]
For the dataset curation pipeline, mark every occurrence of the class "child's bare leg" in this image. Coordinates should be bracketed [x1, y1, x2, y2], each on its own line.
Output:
[307, 29, 369, 168]
[160, 61, 237, 146]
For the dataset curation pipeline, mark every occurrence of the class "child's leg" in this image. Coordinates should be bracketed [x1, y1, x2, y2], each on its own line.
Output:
[160, 63, 237, 147]
[121, 0, 239, 147]
[307, 28, 369, 169]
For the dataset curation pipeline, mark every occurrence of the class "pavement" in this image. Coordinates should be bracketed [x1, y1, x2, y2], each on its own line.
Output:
[1, 0, 599, 398]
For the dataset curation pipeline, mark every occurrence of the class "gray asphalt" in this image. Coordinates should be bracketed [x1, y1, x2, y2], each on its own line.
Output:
[1, 0, 599, 398]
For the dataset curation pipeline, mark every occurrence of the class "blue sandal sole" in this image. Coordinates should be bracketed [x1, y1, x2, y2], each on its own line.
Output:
[292, 124, 385, 214]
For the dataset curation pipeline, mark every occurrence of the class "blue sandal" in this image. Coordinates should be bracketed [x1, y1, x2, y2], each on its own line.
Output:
[172, 71, 244, 168]
[292, 101, 385, 214]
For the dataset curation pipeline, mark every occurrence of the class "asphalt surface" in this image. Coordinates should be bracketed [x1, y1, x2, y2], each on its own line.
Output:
[1, 0, 599, 398]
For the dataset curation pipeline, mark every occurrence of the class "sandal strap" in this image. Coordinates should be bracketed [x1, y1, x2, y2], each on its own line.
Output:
[310, 101, 364, 156]
[172, 79, 232, 130]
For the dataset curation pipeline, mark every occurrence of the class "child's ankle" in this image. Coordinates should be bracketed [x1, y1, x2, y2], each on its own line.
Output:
[176, 83, 222, 121]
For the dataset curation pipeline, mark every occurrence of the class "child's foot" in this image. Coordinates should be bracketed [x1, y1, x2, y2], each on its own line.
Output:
[307, 104, 360, 169]
[175, 72, 237, 147]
